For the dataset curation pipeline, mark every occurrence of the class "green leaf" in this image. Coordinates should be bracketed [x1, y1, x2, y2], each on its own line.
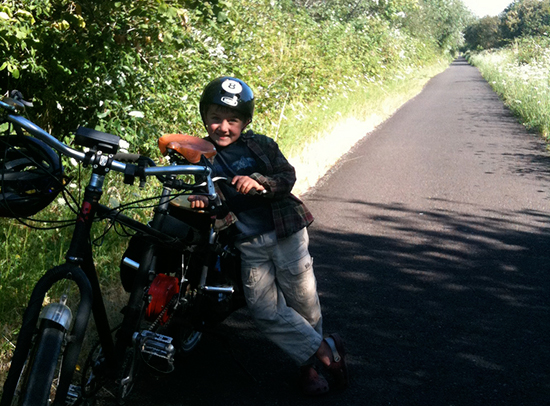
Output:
[217, 11, 227, 22]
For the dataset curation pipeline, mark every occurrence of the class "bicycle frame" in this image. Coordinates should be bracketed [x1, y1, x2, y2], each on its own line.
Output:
[0, 106, 218, 406]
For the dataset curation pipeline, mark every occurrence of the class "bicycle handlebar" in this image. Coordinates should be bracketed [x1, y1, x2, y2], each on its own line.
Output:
[7, 114, 88, 162]
[3, 111, 217, 198]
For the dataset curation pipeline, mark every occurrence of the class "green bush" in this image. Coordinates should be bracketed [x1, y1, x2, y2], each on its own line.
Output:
[1, 0, 451, 154]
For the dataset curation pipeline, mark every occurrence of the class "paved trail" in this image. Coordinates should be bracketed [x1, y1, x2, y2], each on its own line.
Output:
[124, 58, 550, 405]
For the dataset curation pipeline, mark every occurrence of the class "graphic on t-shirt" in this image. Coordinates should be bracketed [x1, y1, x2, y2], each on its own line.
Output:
[232, 157, 256, 173]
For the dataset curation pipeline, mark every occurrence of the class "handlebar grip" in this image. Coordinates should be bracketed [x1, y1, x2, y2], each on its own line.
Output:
[219, 177, 266, 196]
[247, 188, 267, 196]
[113, 153, 141, 163]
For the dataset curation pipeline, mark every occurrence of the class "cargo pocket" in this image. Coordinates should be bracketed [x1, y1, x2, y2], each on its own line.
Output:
[282, 254, 320, 325]
[284, 254, 316, 300]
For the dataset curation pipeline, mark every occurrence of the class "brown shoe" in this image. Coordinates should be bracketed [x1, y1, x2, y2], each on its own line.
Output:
[324, 333, 348, 389]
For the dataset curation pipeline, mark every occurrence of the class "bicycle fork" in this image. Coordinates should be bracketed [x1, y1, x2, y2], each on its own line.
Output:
[0, 264, 93, 406]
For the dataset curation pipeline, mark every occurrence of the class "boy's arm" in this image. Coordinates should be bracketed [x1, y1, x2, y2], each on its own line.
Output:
[231, 175, 266, 194]
[248, 136, 296, 199]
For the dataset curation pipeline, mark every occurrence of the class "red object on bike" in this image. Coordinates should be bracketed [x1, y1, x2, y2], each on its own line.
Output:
[146, 274, 180, 325]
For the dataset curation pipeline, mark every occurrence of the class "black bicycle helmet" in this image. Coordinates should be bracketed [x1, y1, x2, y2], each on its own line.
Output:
[0, 135, 64, 217]
[199, 77, 255, 124]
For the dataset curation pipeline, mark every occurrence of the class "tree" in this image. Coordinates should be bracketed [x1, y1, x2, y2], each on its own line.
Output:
[292, 0, 418, 24]
[403, 0, 475, 52]
[464, 16, 501, 49]
[501, 0, 550, 40]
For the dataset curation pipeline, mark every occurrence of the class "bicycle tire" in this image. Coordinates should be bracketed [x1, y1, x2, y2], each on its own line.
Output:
[2, 264, 92, 406]
[10, 322, 65, 406]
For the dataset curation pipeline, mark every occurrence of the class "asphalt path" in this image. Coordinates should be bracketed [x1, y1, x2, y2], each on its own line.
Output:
[114, 57, 550, 405]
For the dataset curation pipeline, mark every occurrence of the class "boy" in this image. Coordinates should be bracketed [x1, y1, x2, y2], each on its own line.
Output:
[188, 77, 348, 395]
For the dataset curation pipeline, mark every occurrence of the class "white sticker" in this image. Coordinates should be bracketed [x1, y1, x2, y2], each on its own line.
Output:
[221, 96, 238, 107]
[221, 79, 243, 94]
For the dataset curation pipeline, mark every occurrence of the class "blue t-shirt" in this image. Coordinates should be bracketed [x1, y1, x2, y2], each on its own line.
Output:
[212, 138, 275, 239]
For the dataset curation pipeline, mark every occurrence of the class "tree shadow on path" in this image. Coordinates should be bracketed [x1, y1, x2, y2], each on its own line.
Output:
[308, 198, 550, 406]
[122, 201, 550, 406]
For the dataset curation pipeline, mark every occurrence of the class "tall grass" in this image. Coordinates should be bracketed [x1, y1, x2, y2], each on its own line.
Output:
[468, 37, 550, 140]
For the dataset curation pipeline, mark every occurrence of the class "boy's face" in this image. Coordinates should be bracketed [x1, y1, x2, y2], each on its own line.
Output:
[204, 104, 250, 147]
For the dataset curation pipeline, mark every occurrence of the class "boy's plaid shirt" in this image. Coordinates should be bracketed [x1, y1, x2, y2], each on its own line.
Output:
[210, 130, 314, 239]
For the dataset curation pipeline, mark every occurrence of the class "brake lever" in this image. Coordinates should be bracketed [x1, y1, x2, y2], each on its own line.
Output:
[10, 90, 33, 107]
[1, 98, 25, 114]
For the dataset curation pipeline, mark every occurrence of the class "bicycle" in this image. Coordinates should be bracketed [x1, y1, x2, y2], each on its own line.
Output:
[0, 94, 242, 405]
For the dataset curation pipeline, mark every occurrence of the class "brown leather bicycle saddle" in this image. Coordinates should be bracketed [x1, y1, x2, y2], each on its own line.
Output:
[158, 134, 217, 163]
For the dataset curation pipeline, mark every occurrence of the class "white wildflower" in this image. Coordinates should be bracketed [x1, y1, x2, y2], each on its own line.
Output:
[128, 111, 144, 118]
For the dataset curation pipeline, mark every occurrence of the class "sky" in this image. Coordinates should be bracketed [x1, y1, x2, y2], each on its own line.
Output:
[461, 0, 513, 17]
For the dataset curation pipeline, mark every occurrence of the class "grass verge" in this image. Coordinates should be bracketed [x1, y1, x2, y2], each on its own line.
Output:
[467, 42, 550, 141]
[284, 59, 451, 195]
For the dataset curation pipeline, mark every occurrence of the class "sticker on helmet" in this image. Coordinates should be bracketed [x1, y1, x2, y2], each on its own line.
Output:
[221, 96, 238, 107]
[221, 79, 243, 94]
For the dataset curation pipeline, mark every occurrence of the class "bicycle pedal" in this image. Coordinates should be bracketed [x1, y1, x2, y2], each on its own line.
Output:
[65, 384, 81, 406]
[134, 330, 175, 358]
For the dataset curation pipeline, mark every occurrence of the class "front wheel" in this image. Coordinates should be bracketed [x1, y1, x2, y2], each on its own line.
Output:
[9, 322, 66, 406]
[2, 265, 92, 406]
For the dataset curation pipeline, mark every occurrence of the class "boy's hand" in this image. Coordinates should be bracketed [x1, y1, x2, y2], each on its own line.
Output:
[231, 175, 265, 195]
[187, 195, 209, 209]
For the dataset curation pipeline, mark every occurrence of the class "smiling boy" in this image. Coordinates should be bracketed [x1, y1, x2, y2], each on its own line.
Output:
[189, 77, 348, 395]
